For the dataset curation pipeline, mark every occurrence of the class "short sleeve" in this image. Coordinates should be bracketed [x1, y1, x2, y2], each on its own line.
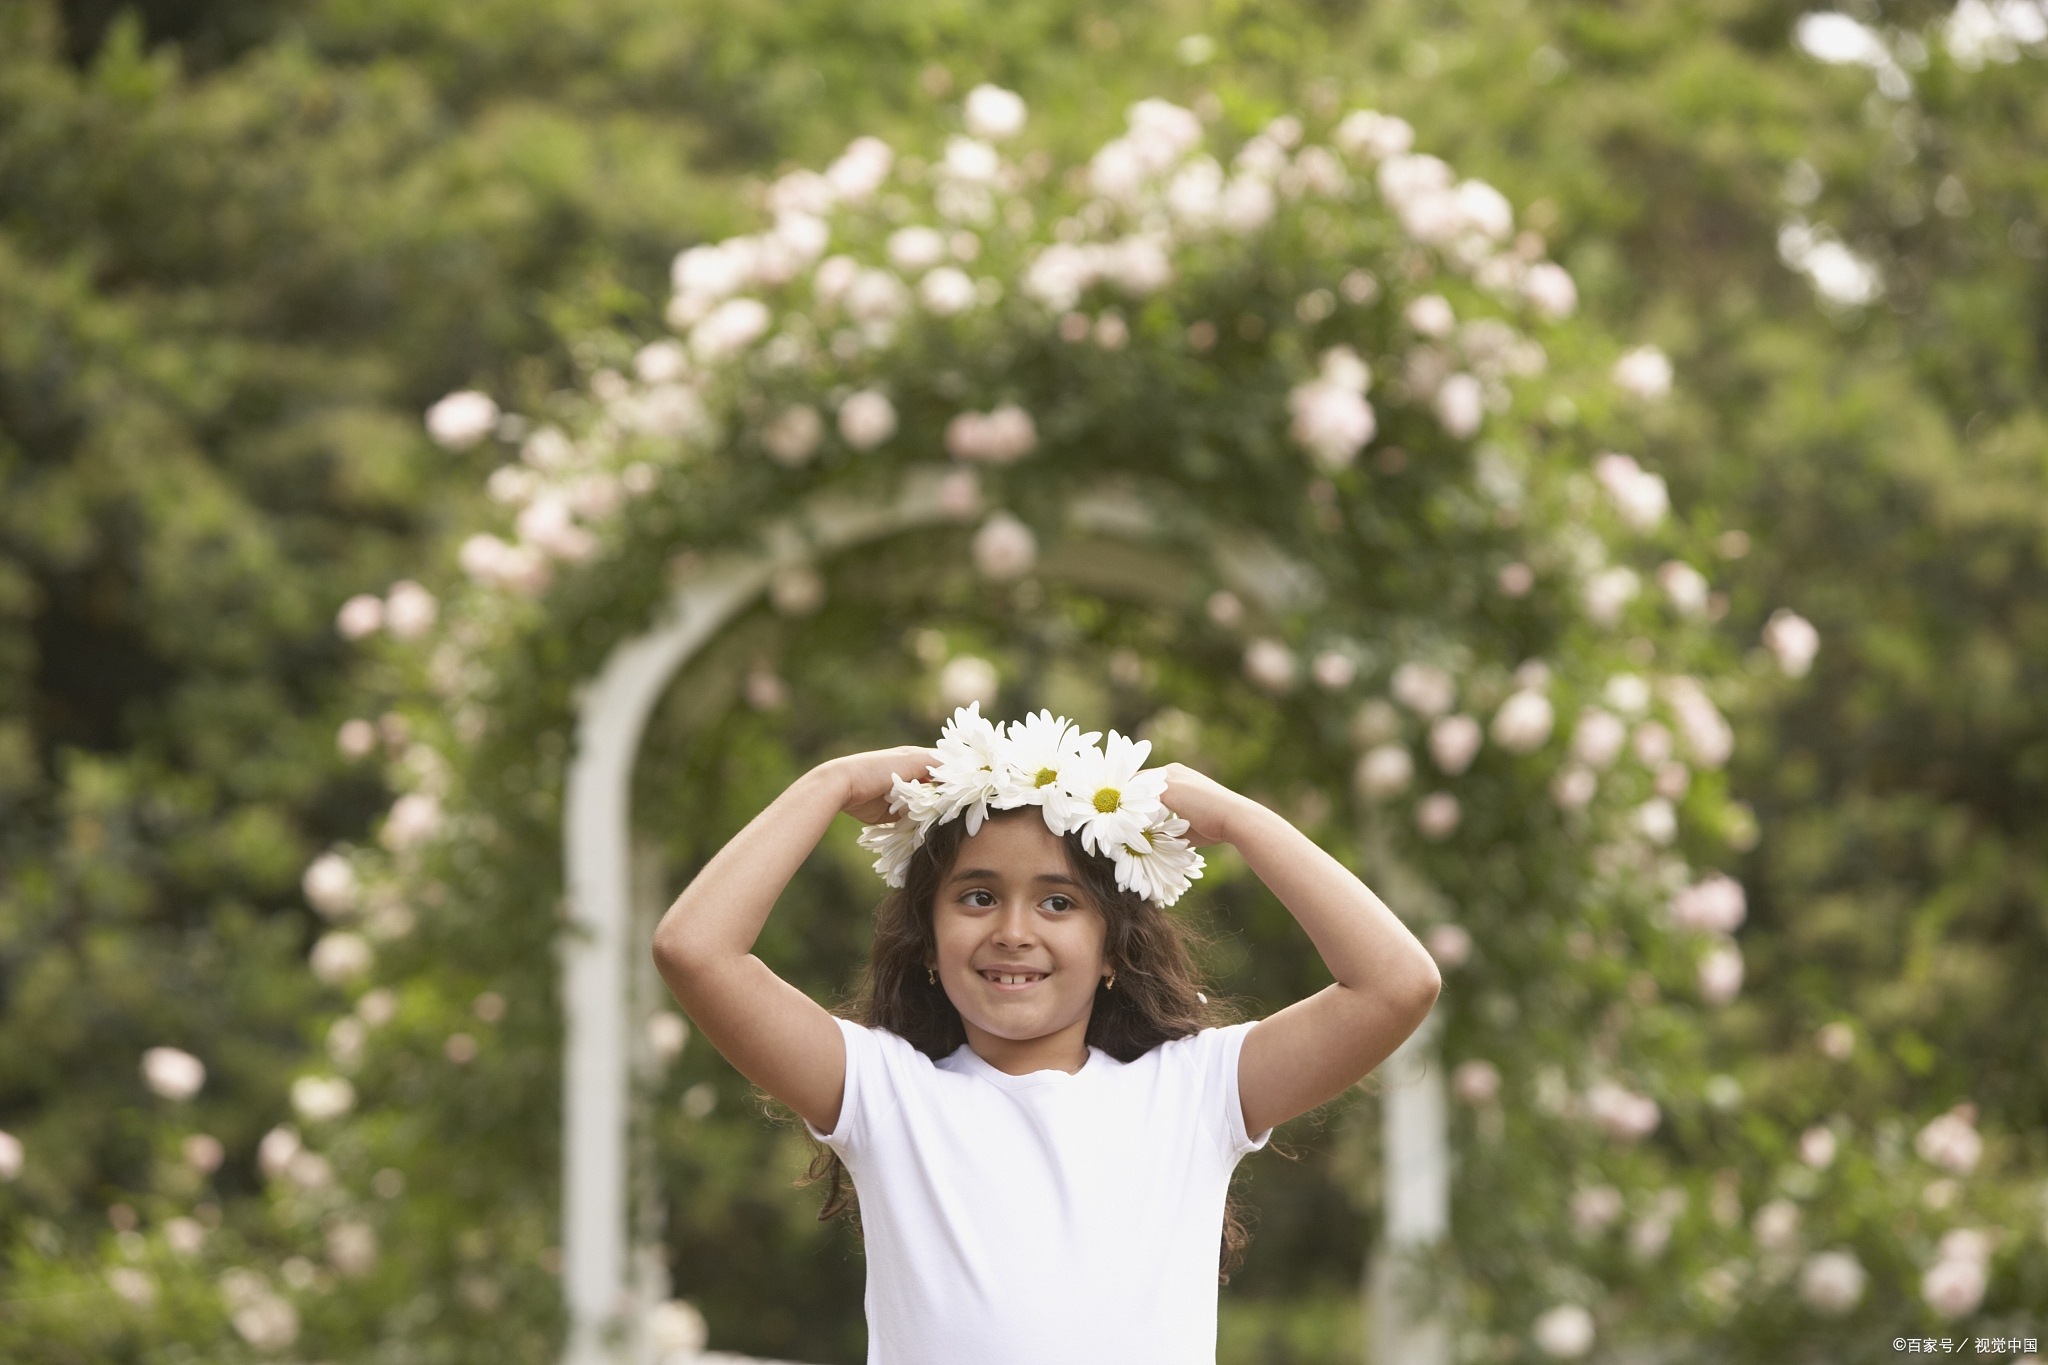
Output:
[802, 1015, 874, 1155]
[1171, 1019, 1261, 1162]
[1204, 1019, 1269, 1162]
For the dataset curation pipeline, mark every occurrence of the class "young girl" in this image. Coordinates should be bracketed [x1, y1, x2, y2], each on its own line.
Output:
[651, 708, 1440, 1364]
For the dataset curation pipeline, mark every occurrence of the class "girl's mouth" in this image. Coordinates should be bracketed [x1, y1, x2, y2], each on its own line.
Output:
[978, 970, 1048, 989]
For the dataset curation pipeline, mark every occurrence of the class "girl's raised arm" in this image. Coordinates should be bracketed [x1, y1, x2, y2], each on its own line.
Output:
[651, 746, 936, 1134]
[1157, 764, 1443, 1137]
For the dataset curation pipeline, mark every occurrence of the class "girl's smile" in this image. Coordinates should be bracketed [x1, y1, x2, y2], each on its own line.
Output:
[976, 966, 1051, 990]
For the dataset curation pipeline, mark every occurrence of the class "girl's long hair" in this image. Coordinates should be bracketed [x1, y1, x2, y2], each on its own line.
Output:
[796, 807, 1259, 1281]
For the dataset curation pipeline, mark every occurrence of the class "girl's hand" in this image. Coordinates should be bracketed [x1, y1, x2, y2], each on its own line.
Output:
[826, 746, 941, 825]
[1155, 762, 1254, 847]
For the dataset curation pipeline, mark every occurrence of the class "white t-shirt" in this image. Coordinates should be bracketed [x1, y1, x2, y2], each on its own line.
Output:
[806, 1015, 1272, 1365]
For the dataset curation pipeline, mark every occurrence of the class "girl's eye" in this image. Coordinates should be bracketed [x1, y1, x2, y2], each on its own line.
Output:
[1044, 896, 1074, 913]
[963, 889, 996, 908]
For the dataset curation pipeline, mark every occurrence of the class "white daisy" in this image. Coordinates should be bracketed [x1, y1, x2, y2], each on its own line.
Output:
[1052, 730, 1169, 858]
[855, 774, 946, 888]
[1110, 816, 1207, 907]
[995, 710, 1101, 825]
[857, 818, 923, 887]
[886, 774, 946, 826]
[929, 703, 1006, 834]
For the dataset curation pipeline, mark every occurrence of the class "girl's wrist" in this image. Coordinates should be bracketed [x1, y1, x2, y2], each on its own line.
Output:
[1220, 792, 1285, 848]
[802, 757, 857, 811]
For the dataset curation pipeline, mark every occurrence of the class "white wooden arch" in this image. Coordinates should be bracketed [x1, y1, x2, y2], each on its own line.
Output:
[557, 470, 1447, 1364]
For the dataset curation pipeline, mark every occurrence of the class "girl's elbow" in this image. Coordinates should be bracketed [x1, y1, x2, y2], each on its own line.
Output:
[1407, 955, 1444, 1015]
[650, 921, 709, 982]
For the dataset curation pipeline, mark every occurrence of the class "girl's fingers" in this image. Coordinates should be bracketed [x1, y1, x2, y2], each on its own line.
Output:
[893, 746, 940, 781]
[838, 747, 938, 819]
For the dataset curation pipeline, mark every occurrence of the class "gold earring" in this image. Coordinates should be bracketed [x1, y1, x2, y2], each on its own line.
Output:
[927, 966, 937, 985]
[1105, 969, 1116, 991]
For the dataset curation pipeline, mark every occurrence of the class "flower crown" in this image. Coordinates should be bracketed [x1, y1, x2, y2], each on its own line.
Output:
[856, 704, 1207, 908]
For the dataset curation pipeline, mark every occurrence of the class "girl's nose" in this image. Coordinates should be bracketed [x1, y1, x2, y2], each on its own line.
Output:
[991, 902, 1036, 948]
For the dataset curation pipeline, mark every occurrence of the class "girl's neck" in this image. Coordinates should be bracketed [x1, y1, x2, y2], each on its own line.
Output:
[962, 1014, 1092, 1076]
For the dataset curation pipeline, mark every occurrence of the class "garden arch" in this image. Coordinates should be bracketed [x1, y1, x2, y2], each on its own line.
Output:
[303, 86, 1762, 1365]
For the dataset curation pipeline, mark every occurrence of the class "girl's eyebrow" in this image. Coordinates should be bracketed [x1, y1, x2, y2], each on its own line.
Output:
[948, 867, 1082, 887]
[948, 866, 1004, 883]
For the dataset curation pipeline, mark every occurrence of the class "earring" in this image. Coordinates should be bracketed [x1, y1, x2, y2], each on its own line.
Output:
[927, 966, 936, 985]
[1105, 969, 1116, 991]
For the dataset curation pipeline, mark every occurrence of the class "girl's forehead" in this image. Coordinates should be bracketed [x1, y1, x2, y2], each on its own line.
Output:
[950, 815, 1075, 877]
[960, 812, 1061, 851]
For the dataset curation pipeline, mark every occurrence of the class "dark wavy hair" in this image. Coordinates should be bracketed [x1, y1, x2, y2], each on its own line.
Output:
[796, 806, 1259, 1281]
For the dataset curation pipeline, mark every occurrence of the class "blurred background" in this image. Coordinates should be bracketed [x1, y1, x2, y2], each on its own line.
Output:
[1, 0, 2044, 1361]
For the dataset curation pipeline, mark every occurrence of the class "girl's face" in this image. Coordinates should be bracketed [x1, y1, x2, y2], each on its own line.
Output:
[928, 812, 1110, 1048]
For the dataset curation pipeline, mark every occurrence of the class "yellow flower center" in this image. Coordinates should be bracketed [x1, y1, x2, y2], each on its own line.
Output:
[1093, 788, 1121, 814]
[1034, 767, 1059, 787]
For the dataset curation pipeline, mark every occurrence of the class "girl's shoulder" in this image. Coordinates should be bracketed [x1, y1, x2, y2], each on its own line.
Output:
[835, 1016, 948, 1070]
[1131, 1020, 1254, 1070]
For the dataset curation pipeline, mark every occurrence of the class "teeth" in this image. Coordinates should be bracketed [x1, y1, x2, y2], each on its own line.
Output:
[988, 972, 1042, 985]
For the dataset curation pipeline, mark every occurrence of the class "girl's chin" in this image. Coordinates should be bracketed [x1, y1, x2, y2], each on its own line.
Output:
[961, 1003, 1089, 1034]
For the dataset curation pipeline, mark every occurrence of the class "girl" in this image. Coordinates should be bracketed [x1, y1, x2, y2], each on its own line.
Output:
[651, 709, 1440, 1364]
